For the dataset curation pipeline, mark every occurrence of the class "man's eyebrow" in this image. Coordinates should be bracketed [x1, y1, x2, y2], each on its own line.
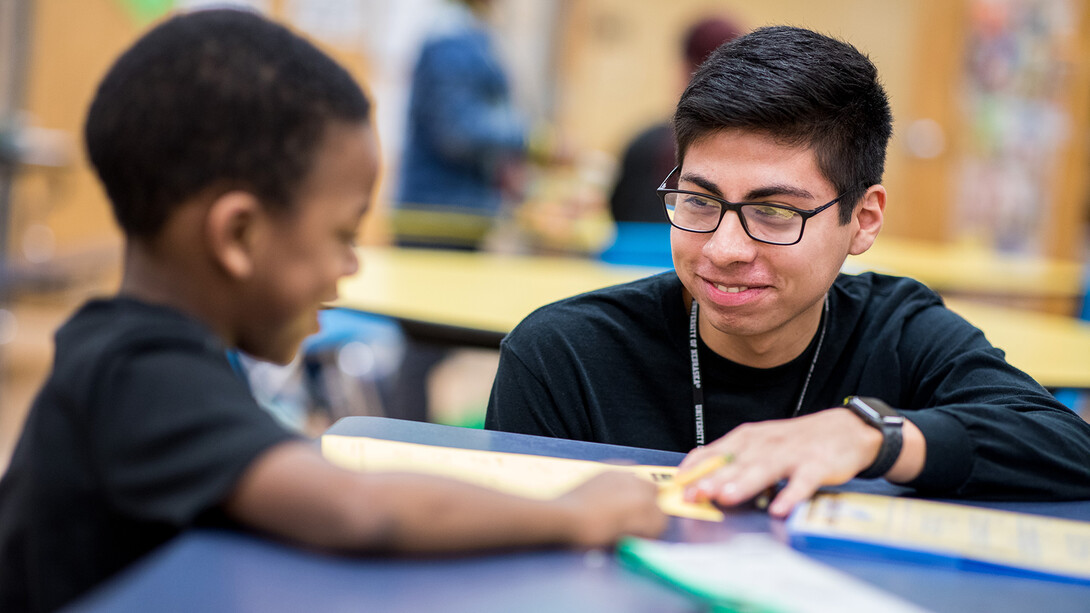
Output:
[745, 185, 815, 201]
[679, 172, 724, 197]
[679, 172, 815, 201]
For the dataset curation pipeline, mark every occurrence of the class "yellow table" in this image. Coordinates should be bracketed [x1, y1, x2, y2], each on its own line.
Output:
[335, 247, 1090, 389]
[846, 237, 1085, 312]
[337, 247, 660, 338]
[944, 298, 1090, 390]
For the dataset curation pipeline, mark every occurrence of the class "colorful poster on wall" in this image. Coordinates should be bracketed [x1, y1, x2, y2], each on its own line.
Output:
[956, 0, 1081, 255]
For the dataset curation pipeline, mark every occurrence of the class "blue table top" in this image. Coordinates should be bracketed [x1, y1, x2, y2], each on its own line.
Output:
[68, 417, 1090, 613]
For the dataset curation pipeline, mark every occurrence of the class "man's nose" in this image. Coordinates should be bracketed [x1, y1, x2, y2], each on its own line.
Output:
[703, 210, 758, 264]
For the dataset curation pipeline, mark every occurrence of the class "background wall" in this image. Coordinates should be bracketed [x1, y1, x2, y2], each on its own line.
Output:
[556, 0, 1089, 257]
[7, 0, 1088, 262]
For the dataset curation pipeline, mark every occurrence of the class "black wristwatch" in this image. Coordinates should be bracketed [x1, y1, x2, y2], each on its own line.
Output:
[841, 396, 904, 479]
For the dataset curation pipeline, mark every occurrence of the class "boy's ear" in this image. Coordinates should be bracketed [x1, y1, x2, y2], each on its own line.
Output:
[848, 185, 886, 256]
[206, 191, 265, 279]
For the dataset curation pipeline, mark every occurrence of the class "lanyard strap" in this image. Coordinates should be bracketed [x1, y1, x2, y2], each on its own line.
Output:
[688, 295, 829, 447]
[688, 299, 706, 446]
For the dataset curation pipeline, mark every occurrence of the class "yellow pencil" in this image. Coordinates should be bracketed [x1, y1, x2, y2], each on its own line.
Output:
[674, 453, 734, 488]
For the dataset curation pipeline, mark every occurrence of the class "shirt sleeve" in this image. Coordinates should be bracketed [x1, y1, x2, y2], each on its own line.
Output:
[89, 343, 298, 526]
[487, 337, 566, 437]
[897, 304, 1090, 499]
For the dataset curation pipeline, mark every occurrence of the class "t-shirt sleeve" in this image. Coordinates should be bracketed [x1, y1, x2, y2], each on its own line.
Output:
[896, 304, 1090, 499]
[484, 314, 603, 441]
[485, 337, 570, 437]
[89, 344, 298, 526]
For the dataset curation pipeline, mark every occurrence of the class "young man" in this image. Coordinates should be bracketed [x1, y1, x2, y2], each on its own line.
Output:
[486, 26, 1090, 518]
[0, 10, 665, 612]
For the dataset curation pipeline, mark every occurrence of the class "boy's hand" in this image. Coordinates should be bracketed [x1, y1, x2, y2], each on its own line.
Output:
[557, 472, 667, 547]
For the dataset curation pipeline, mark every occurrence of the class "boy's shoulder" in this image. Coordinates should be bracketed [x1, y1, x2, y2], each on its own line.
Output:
[52, 296, 228, 394]
[60, 296, 222, 355]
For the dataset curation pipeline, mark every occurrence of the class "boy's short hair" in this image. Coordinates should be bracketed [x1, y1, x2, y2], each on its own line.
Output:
[85, 9, 372, 238]
[674, 25, 892, 223]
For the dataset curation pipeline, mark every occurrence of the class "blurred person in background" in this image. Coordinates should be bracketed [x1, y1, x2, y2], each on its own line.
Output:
[602, 16, 742, 267]
[388, 0, 527, 422]
[392, 0, 527, 251]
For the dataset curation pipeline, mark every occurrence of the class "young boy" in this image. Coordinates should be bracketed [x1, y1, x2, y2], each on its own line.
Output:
[0, 10, 665, 612]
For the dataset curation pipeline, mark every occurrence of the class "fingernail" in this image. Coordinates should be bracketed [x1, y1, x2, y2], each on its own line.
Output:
[719, 482, 737, 499]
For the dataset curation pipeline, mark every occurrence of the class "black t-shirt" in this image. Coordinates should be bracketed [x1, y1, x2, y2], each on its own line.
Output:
[0, 297, 297, 612]
[486, 271, 1090, 500]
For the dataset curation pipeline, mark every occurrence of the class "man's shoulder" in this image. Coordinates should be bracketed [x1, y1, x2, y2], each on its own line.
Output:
[834, 271, 942, 308]
[510, 271, 681, 337]
[832, 272, 950, 336]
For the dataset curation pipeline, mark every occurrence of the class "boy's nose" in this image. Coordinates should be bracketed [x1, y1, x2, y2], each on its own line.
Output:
[344, 248, 360, 277]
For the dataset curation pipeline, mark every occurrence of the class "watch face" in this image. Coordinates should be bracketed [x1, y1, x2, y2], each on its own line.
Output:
[846, 396, 896, 428]
[855, 402, 881, 421]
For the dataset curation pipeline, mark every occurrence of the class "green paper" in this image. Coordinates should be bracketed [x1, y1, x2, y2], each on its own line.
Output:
[617, 538, 786, 613]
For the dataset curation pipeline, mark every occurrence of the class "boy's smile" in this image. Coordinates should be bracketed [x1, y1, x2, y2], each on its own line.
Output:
[670, 129, 881, 368]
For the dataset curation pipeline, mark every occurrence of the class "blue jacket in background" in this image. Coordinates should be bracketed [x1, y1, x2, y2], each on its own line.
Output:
[395, 11, 526, 249]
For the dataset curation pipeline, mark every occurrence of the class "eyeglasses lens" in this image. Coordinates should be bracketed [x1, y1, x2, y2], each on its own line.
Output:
[662, 192, 803, 245]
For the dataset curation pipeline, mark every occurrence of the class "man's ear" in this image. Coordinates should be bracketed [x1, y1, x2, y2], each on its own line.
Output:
[206, 191, 264, 280]
[848, 185, 886, 256]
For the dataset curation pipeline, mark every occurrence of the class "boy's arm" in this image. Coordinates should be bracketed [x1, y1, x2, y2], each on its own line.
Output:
[223, 441, 666, 553]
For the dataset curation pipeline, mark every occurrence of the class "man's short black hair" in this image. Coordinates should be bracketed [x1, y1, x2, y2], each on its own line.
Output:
[674, 26, 892, 223]
[85, 9, 372, 238]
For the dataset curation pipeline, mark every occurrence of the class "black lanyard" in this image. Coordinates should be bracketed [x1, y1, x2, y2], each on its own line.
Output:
[688, 295, 829, 447]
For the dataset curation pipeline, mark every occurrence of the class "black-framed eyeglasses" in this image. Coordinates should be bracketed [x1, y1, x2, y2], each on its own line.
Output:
[657, 165, 848, 246]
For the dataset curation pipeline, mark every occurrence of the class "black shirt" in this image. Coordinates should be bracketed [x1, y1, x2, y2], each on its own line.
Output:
[486, 271, 1090, 500]
[0, 297, 297, 612]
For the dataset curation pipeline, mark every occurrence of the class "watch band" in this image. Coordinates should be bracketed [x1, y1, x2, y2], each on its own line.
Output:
[857, 421, 903, 479]
[841, 396, 904, 480]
